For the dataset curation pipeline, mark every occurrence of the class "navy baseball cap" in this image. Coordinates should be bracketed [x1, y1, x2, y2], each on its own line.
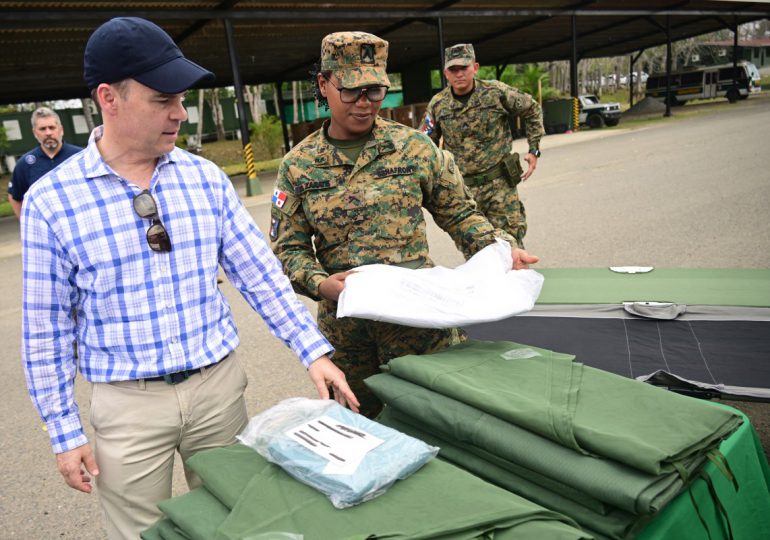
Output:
[84, 17, 214, 93]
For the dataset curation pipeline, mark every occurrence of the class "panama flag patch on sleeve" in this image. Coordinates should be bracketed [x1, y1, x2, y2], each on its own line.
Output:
[272, 188, 288, 208]
[422, 114, 434, 135]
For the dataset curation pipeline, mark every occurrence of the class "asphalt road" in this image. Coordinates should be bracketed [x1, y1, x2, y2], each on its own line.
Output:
[1, 93, 768, 538]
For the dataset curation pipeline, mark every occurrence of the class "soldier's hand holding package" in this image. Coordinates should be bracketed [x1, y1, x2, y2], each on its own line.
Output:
[512, 247, 539, 268]
[319, 270, 357, 302]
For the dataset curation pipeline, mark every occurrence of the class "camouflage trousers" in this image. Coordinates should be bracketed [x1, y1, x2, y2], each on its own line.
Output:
[468, 176, 527, 248]
[318, 298, 466, 418]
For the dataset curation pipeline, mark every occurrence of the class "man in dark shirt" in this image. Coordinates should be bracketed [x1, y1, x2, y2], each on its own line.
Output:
[7, 107, 82, 218]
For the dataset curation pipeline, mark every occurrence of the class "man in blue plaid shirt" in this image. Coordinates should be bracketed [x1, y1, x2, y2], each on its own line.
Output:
[21, 17, 358, 539]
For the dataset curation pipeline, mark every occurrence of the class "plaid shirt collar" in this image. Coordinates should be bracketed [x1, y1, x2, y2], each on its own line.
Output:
[82, 125, 178, 182]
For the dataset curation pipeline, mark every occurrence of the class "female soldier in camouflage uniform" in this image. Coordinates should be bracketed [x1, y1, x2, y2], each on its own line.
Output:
[270, 31, 538, 417]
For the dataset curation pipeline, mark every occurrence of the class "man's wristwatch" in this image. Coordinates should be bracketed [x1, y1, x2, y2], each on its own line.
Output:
[529, 148, 541, 158]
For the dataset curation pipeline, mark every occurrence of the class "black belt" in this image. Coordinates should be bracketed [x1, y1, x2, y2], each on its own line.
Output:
[145, 353, 230, 385]
[326, 257, 426, 275]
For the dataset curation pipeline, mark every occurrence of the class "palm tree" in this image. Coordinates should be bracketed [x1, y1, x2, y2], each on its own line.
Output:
[510, 64, 560, 104]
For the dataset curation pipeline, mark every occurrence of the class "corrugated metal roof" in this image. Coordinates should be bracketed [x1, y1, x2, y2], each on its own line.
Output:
[0, 0, 768, 104]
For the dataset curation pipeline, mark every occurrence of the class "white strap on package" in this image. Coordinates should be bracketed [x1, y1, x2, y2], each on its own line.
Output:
[336, 239, 544, 328]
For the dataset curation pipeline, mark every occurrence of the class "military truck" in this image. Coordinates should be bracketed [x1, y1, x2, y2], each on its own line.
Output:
[578, 94, 622, 128]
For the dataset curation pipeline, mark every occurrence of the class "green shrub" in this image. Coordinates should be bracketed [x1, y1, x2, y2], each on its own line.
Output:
[0, 125, 8, 153]
[0, 199, 14, 218]
[250, 116, 284, 160]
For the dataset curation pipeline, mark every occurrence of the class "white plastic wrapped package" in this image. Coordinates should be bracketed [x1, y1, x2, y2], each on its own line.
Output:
[237, 397, 439, 509]
[336, 238, 544, 328]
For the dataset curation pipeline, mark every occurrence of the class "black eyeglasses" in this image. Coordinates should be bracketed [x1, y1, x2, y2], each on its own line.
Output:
[323, 75, 389, 103]
[133, 190, 172, 252]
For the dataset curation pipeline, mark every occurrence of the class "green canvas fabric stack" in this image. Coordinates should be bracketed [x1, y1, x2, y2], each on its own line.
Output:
[142, 442, 592, 540]
[365, 340, 744, 540]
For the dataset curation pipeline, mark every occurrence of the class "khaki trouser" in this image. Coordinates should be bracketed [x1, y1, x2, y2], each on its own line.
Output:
[90, 351, 248, 540]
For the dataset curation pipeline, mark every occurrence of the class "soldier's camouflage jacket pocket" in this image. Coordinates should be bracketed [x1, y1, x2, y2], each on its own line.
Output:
[476, 104, 507, 142]
[300, 177, 352, 245]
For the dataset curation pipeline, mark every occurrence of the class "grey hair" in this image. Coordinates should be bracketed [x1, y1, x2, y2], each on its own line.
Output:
[31, 106, 61, 129]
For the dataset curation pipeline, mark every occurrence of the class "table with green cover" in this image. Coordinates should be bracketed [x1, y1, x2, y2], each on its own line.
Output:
[533, 268, 770, 307]
[464, 269, 770, 400]
[142, 443, 592, 540]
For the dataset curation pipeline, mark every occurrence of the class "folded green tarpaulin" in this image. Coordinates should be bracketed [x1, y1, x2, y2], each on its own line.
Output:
[158, 487, 230, 540]
[141, 518, 179, 540]
[378, 406, 646, 540]
[141, 517, 196, 540]
[381, 340, 742, 475]
[171, 443, 591, 540]
[637, 407, 770, 540]
[187, 443, 271, 509]
[218, 451, 590, 540]
[366, 373, 700, 517]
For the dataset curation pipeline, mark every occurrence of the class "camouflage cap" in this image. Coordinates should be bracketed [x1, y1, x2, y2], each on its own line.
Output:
[321, 31, 390, 88]
[444, 43, 475, 68]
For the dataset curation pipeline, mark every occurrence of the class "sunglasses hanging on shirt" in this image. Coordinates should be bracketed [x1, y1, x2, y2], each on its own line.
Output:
[133, 190, 172, 252]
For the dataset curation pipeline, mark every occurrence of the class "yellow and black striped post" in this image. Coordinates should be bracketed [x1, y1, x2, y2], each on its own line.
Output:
[242, 142, 262, 196]
[572, 97, 580, 132]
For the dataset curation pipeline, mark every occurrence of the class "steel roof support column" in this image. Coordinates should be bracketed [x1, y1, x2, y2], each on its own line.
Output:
[438, 16, 446, 88]
[274, 81, 291, 154]
[224, 18, 261, 195]
[732, 18, 739, 102]
[629, 54, 634, 108]
[629, 49, 644, 108]
[570, 15, 578, 98]
[665, 15, 672, 117]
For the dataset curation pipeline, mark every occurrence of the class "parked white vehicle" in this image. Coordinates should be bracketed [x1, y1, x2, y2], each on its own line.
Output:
[578, 94, 622, 129]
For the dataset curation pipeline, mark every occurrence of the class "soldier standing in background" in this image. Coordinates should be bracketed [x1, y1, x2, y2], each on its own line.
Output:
[270, 31, 539, 417]
[420, 44, 545, 248]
